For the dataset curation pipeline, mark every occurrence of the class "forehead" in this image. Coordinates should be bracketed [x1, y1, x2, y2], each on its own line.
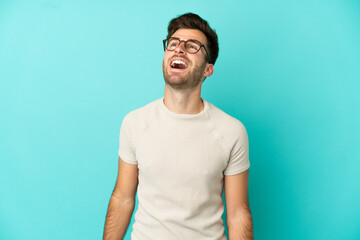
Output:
[171, 29, 207, 44]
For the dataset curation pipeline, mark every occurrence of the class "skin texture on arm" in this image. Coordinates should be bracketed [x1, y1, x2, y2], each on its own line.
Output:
[103, 157, 139, 240]
[224, 170, 254, 240]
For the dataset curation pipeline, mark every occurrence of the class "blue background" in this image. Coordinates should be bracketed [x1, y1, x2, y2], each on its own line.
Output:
[1, 0, 359, 239]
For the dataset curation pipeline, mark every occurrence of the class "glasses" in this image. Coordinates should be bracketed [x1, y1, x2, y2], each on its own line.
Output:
[163, 37, 212, 63]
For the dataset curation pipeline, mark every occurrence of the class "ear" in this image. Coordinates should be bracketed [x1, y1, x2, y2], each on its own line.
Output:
[203, 63, 214, 78]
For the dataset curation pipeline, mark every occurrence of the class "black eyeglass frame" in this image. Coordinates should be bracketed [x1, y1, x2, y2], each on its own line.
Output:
[163, 37, 212, 64]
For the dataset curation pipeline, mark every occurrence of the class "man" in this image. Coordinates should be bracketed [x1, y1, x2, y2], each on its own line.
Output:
[103, 13, 253, 240]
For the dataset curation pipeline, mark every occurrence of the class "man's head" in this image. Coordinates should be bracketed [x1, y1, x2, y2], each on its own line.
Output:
[166, 13, 219, 65]
[162, 13, 219, 90]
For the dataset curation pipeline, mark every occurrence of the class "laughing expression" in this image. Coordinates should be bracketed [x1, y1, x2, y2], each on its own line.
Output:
[162, 29, 209, 90]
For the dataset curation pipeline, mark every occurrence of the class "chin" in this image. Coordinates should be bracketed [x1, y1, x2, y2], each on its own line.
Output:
[165, 77, 186, 85]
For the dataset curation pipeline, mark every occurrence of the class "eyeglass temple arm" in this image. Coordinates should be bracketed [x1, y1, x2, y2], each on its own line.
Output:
[201, 45, 212, 64]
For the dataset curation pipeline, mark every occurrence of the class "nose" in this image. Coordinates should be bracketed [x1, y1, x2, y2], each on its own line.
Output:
[174, 41, 186, 54]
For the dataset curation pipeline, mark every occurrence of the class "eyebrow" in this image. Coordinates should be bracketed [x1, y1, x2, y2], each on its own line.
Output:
[170, 37, 203, 44]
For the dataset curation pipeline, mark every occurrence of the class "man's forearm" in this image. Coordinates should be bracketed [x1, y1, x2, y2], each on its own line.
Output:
[227, 208, 253, 240]
[103, 195, 135, 240]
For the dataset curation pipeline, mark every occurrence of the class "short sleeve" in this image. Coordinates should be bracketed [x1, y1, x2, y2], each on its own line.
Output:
[118, 114, 138, 165]
[223, 123, 250, 175]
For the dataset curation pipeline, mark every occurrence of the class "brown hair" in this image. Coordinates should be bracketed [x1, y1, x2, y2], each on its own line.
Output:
[166, 13, 219, 65]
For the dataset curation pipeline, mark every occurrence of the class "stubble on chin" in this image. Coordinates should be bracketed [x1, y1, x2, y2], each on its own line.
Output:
[162, 60, 206, 90]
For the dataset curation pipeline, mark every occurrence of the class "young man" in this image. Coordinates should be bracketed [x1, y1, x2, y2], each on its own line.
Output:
[103, 13, 253, 240]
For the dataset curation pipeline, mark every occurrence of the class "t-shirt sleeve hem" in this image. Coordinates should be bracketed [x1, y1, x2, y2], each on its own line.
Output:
[118, 151, 138, 165]
[223, 163, 250, 176]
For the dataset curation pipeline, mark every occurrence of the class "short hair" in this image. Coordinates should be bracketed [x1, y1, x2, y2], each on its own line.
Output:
[166, 13, 219, 65]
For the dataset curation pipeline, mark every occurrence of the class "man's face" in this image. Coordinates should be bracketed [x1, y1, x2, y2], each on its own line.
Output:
[162, 29, 211, 90]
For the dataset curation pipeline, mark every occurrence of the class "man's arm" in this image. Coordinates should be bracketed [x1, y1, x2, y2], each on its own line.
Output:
[103, 157, 139, 240]
[224, 169, 253, 240]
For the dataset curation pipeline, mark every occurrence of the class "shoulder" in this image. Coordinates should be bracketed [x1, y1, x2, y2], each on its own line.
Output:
[122, 98, 161, 129]
[205, 101, 249, 169]
[206, 101, 247, 137]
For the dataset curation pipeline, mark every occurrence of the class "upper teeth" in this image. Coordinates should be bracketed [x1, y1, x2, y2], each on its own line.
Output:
[171, 60, 187, 67]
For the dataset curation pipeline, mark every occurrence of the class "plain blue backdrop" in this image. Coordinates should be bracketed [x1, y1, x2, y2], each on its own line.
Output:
[1, 0, 359, 239]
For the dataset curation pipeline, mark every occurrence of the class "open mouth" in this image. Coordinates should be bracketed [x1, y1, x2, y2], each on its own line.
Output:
[170, 59, 188, 69]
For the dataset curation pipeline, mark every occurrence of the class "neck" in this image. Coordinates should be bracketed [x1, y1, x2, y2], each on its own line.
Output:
[163, 84, 204, 114]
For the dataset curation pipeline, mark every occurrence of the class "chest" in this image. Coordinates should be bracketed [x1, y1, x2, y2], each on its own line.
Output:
[135, 120, 228, 186]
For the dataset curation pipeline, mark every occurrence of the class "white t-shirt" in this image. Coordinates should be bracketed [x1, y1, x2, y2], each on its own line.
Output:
[118, 97, 250, 240]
